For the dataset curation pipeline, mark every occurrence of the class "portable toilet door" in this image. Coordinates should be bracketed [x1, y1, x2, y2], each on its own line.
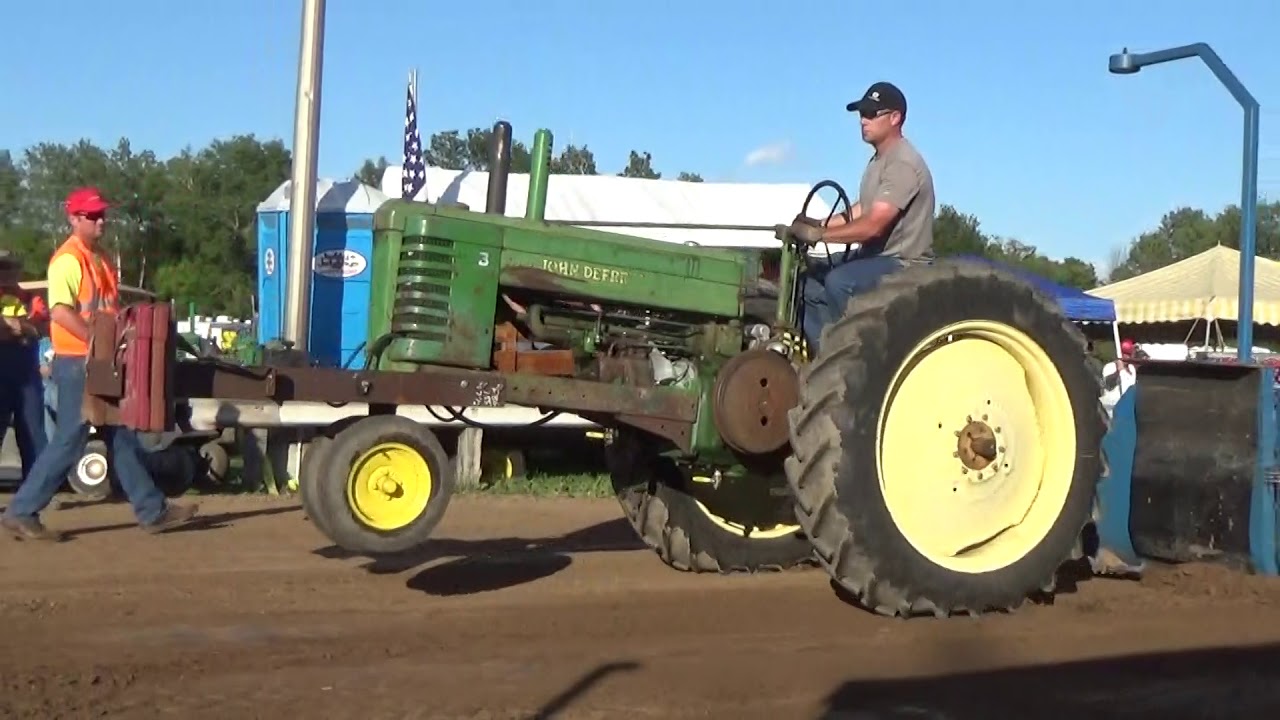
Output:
[256, 210, 286, 345]
[310, 210, 374, 369]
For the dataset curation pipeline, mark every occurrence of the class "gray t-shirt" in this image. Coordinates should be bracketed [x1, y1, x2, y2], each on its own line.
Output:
[857, 137, 935, 262]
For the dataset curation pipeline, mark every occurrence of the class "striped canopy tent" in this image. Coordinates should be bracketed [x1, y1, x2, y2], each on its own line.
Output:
[1090, 245, 1280, 326]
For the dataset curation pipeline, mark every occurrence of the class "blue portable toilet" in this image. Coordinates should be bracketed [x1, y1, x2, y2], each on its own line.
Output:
[255, 178, 391, 369]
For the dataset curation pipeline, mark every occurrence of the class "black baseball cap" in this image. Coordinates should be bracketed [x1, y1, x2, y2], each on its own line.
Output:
[847, 82, 907, 116]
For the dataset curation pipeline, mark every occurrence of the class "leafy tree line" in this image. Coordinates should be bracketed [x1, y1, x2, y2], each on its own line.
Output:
[0, 137, 289, 318]
[930, 205, 1099, 289]
[354, 126, 704, 185]
[5, 128, 1253, 321]
[1103, 201, 1280, 282]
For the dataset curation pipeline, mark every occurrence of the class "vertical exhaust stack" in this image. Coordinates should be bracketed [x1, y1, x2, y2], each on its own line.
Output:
[526, 129, 553, 222]
[485, 121, 512, 215]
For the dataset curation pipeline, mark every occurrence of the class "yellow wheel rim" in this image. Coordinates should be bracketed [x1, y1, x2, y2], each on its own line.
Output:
[345, 442, 434, 532]
[876, 320, 1076, 574]
[690, 474, 803, 541]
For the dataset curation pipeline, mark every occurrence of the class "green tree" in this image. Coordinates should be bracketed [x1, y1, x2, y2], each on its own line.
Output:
[1107, 200, 1280, 282]
[355, 156, 389, 186]
[618, 150, 660, 179]
[932, 204, 991, 257]
[417, 128, 536, 173]
[550, 144, 598, 175]
[5, 135, 288, 315]
[0, 150, 21, 229]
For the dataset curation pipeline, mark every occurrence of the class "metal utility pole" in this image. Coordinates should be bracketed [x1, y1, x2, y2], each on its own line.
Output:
[282, 0, 326, 353]
[1109, 44, 1261, 361]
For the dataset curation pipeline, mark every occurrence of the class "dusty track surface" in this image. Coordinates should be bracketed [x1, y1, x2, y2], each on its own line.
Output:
[3, 493, 1280, 719]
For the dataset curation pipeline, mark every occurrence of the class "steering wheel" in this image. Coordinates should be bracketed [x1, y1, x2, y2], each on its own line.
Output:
[795, 179, 855, 268]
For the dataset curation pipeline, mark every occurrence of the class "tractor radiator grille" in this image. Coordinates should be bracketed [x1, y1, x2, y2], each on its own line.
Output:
[391, 235, 455, 344]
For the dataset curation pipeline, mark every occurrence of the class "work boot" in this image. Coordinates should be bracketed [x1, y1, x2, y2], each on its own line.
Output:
[141, 502, 200, 535]
[1, 515, 66, 542]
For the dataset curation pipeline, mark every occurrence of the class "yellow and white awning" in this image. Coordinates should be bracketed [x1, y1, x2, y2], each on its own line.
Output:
[1090, 245, 1280, 325]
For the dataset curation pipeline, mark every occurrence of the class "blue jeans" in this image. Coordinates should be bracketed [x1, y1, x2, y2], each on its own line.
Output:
[43, 372, 56, 442]
[3, 355, 167, 525]
[0, 342, 48, 481]
[801, 253, 907, 355]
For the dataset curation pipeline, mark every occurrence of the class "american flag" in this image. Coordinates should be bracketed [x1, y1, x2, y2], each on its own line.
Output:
[401, 72, 426, 200]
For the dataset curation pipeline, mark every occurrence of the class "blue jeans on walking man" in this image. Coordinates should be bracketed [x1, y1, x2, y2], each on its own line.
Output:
[4, 354, 168, 525]
[801, 251, 907, 355]
[0, 341, 48, 482]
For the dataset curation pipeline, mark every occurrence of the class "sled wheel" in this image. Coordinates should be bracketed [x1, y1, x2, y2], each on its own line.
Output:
[608, 430, 814, 573]
[198, 441, 230, 486]
[314, 415, 455, 555]
[785, 259, 1106, 617]
[480, 447, 528, 483]
[67, 439, 112, 499]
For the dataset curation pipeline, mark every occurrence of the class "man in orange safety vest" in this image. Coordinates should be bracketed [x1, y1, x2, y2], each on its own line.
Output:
[1, 187, 199, 541]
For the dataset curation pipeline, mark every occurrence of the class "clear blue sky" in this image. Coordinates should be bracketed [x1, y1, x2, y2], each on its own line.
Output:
[4, 0, 1278, 271]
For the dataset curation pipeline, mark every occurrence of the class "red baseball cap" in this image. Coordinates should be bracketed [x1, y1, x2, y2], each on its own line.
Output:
[65, 187, 110, 215]
[1120, 339, 1136, 355]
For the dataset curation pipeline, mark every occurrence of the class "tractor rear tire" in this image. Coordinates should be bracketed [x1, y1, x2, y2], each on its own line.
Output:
[607, 430, 814, 573]
[312, 415, 455, 555]
[785, 259, 1106, 617]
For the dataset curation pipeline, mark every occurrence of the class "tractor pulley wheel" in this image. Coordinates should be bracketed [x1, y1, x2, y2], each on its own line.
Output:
[712, 348, 800, 455]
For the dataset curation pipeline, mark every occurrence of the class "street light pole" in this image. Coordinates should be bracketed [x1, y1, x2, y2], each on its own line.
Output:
[1109, 43, 1261, 361]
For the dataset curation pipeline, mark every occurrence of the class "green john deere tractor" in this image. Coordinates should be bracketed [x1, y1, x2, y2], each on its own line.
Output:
[299, 122, 1105, 617]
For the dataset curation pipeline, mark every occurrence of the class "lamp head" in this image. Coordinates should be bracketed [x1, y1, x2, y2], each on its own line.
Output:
[1109, 48, 1141, 74]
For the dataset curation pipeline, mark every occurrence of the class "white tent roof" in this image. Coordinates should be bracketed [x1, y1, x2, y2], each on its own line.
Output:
[257, 178, 391, 214]
[1091, 244, 1280, 325]
[379, 165, 835, 250]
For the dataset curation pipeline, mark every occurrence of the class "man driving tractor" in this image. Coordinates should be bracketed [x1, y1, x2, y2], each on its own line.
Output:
[796, 81, 936, 354]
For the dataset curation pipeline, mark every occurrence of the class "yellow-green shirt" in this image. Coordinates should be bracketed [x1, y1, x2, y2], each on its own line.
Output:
[0, 294, 28, 318]
[47, 253, 83, 310]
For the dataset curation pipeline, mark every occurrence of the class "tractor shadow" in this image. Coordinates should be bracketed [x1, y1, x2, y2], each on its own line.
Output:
[313, 517, 646, 596]
[63, 505, 300, 538]
[817, 642, 1280, 719]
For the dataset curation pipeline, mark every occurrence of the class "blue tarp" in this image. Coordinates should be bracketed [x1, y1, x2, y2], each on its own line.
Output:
[952, 254, 1117, 323]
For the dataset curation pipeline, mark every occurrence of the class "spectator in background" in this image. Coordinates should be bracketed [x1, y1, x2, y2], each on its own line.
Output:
[0, 250, 51, 491]
[1113, 338, 1145, 395]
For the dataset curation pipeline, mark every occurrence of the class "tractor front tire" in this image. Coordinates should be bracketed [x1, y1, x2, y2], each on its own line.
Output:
[785, 259, 1106, 617]
[312, 415, 455, 555]
[298, 435, 336, 537]
[607, 430, 814, 573]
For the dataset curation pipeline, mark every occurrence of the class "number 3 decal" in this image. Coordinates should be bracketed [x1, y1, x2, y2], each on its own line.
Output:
[478, 252, 490, 267]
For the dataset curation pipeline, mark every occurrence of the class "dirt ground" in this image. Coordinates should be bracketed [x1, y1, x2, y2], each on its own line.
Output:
[2, 494, 1280, 720]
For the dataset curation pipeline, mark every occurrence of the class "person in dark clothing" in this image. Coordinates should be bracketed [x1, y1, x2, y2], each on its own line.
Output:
[0, 251, 50, 487]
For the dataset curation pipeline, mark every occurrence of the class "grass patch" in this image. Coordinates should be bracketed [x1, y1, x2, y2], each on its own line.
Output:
[464, 472, 613, 499]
